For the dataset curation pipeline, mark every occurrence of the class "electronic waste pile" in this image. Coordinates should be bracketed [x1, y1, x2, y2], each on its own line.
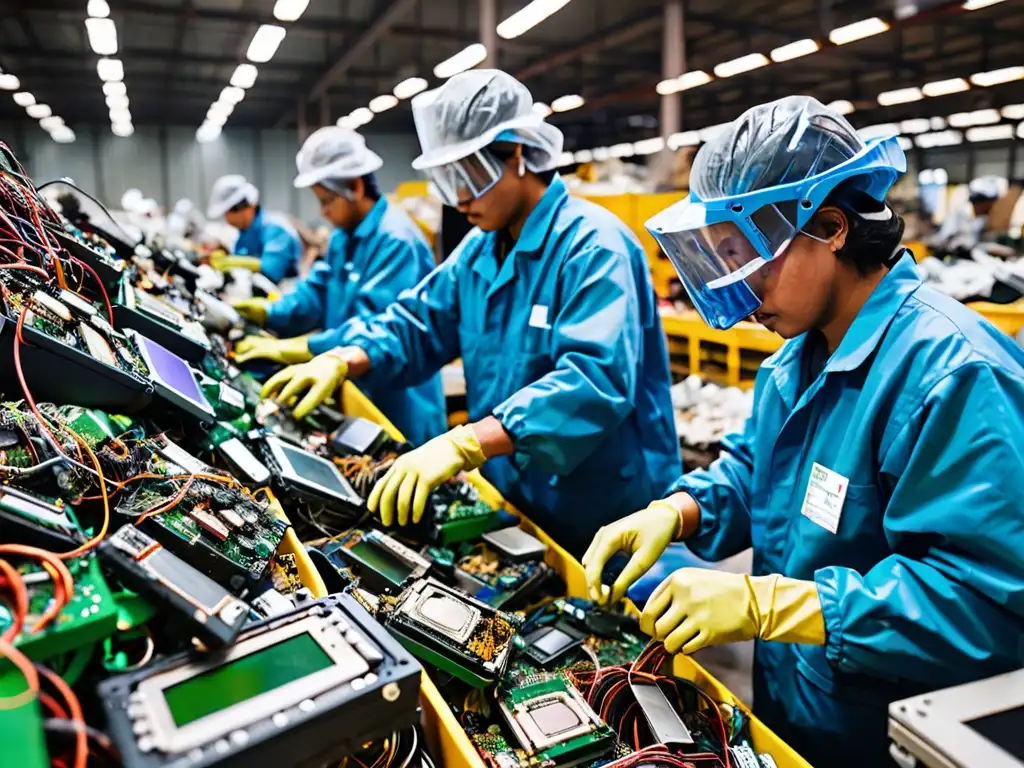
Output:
[0, 144, 785, 768]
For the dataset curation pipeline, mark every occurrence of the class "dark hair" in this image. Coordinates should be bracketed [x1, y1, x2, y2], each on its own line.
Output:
[361, 173, 381, 201]
[228, 200, 256, 214]
[806, 178, 905, 275]
[488, 142, 556, 184]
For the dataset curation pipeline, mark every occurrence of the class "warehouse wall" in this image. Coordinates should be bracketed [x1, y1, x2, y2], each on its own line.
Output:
[0, 121, 423, 226]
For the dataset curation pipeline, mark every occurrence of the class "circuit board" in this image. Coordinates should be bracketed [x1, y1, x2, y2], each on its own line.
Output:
[271, 552, 304, 595]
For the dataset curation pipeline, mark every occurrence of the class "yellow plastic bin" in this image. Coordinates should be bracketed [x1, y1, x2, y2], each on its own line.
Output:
[968, 301, 1024, 338]
[662, 310, 783, 388]
[336, 381, 810, 768]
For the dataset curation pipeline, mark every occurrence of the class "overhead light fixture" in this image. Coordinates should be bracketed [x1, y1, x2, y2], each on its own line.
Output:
[857, 123, 900, 139]
[659, 70, 713, 95]
[112, 122, 134, 138]
[39, 116, 64, 131]
[574, 149, 593, 163]
[434, 44, 487, 79]
[900, 118, 931, 134]
[246, 25, 286, 63]
[827, 99, 855, 115]
[26, 103, 51, 119]
[930, 116, 946, 130]
[551, 94, 584, 112]
[51, 126, 75, 144]
[219, 86, 246, 105]
[87, 0, 110, 18]
[668, 131, 701, 149]
[85, 17, 118, 55]
[106, 95, 129, 111]
[770, 39, 820, 63]
[556, 151, 574, 167]
[963, 0, 1006, 8]
[633, 137, 666, 155]
[393, 77, 428, 100]
[656, 79, 679, 96]
[369, 94, 399, 113]
[921, 77, 970, 97]
[230, 63, 258, 89]
[102, 81, 126, 97]
[0, 74, 19, 91]
[915, 129, 963, 148]
[96, 57, 124, 82]
[608, 143, 634, 158]
[1001, 104, 1024, 120]
[828, 17, 889, 45]
[205, 112, 228, 127]
[13, 92, 34, 107]
[273, 0, 310, 22]
[109, 106, 131, 123]
[1018, 122, 1024, 139]
[948, 109, 1000, 127]
[971, 67, 1024, 87]
[196, 123, 221, 143]
[592, 147, 610, 161]
[497, 0, 572, 40]
[336, 115, 361, 129]
[966, 124, 1014, 142]
[713, 53, 769, 78]
[350, 107, 374, 126]
[898, 136, 913, 150]
[532, 102, 552, 118]
[208, 101, 233, 119]
[877, 87, 923, 106]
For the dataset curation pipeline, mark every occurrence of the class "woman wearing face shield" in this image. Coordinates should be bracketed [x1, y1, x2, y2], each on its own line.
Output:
[263, 70, 680, 557]
[232, 126, 446, 445]
[581, 96, 1024, 766]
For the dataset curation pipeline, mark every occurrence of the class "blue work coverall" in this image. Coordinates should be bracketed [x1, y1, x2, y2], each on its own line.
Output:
[266, 197, 446, 446]
[233, 208, 302, 283]
[334, 176, 681, 556]
[670, 255, 1024, 766]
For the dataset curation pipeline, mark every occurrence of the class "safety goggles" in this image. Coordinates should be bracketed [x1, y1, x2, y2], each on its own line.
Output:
[421, 149, 505, 208]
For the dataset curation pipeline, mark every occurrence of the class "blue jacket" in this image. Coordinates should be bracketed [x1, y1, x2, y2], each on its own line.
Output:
[266, 198, 446, 446]
[671, 255, 1024, 766]
[335, 177, 681, 556]
[233, 208, 302, 282]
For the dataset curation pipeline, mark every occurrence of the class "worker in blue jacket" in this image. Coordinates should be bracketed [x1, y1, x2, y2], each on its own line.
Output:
[232, 127, 446, 446]
[262, 70, 680, 556]
[582, 96, 1024, 766]
[206, 174, 301, 283]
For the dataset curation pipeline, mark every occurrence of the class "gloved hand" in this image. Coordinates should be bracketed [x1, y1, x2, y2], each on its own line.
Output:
[640, 569, 826, 654]
[260, 351, 348, 420]
[234, 335, 312, 365]
[209, 252, 262, 273]
[231, 298, 271, 325]
[368, 426, 487, 527]
[582, 499, 683, 605]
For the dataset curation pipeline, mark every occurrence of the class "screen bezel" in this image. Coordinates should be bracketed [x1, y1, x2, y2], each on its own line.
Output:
[129, 330, 216, 422]
[266, 436, 361, 506]
[138, 614, 370, 754]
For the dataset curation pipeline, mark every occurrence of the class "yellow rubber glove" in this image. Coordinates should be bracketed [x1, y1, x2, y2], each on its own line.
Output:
[640, 569, 826, 655]
[581, 499, 682, 605]
[231, 298, 271, 325]
[367, 426, 487, 527]
[209, 253, 262, 272]
[234, 335, 312, 365]
[260, 352, 348, 420]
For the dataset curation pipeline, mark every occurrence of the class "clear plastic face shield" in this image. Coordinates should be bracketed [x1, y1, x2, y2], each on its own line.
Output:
[422, 149, 505, 207]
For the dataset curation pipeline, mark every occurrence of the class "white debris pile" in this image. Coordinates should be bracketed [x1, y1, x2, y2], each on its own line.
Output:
[672, 375, 754, 447]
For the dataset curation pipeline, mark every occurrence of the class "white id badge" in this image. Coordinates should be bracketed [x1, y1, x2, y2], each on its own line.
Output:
[528, 304, 550, 329]
[800, 462, 849, 534]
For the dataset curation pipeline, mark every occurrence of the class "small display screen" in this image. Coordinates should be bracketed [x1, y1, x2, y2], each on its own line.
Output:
[533, 628, 577, 657]
[280, 442, 358, 501]
[966, 707, 1024, 760]
[163, 633, 332, 728]
[349, 538, 413, 586]
[138, 336, 209, 408]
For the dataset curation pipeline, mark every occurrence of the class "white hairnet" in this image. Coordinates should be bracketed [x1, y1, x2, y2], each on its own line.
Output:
[968, 175, 1005, 201]
[411, 69, 563, 173]
[173, 198, 194, 216]
[207, 174, 259, 219]
[293, 126, 384, 189]
[121, 188, 143, 212]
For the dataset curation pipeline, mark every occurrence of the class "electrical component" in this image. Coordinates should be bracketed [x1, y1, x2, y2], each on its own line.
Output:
[99, 594, 421, 768]
[215, 436, 271, 485]
[261, 435, 363, 511]
[100, 525, 248, 648]
[127, 330, 216, 423]
[328, 416, 388, 458]
[519, 621, 588, 668]
[322, 528, 431, 594]
[0, 485, 82, 549]
[482, 526, 547, 563]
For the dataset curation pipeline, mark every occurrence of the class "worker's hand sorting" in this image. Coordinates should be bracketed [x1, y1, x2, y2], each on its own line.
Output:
[234, 335, 312, 365]
[261, 351, 349, 420]
[231, 298, 271, 325]
[209, 252, 262, 273]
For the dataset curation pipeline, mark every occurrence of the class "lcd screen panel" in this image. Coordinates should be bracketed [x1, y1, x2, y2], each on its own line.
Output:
[279, 441, 359, 501]
[348, 538, 414, 585]
[137, 336, 209, 408]
[966, 707, 1024, 760]
[533, 628, 578, 657]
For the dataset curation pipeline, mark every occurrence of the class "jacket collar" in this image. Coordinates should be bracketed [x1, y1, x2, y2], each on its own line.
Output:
[353, 197, 388, 241]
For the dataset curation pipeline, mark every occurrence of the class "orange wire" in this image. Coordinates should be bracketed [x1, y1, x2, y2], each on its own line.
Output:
[135, 477, 195, 525]
[0, 558, 27, 641]
[0, 545, 72, 632]
[37, 665, 86, 768]
[0, 640, 39, 710]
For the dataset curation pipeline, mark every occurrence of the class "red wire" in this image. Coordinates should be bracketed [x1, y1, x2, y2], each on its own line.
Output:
[0, 262, 50, 279]
[68, 257, 113, 324]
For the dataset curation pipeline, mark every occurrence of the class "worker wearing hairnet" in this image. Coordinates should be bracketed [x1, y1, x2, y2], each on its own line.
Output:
[263, 70, 679, 556]
[232, 127, 445, 446]
[206, 174, 301, 282]
[582, 96, 1024, 766]
[929, 174, 1006, 252]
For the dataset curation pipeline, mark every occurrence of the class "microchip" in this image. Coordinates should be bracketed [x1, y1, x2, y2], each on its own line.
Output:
[189, 507, 229, 541]
[399, 585, 480, 644]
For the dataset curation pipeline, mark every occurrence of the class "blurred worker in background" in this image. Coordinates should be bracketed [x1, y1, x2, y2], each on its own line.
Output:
[263, 70, 680, 556]
[206, 174, 302, 283]
[582, 96, 1024, 766]
[232, 127, 446, 446]
[928, 174, 1006, 252]
[165, 197, 207, 249]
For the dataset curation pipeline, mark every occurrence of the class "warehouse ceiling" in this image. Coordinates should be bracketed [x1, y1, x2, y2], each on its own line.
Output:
[0, 0, 1021, 151]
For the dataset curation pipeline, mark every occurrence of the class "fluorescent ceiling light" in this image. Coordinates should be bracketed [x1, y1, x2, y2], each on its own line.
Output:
[1018, 122, 1024, 139]
[966, 124, 1014, 142]
[968, 108, 1001, 125]
[336, 115, 361, 129]
[230, 64, 258, 89]
[770, 39, 820, 63]
[86, 17, 118, 55]
[112, 122, 134, 138]
[921, 77, 969, 97]
[971, 67, 1024, 87]
[369, 94, 399, 113]
[659, 70, 713, 94]
[609, 143, 634, 158]
[219, 86, 245, 105]
[915, 130, 962, 148]
[273, 0, 310, 22]
[51, 127, 76, 144]
[109, 107, 131, 123]
[930, 116, 946, 130]
[714, 53, 769, 78]
[246, 25, 286, 63]
[857, 123, 900, 139]
[393, 77, 427, 100]
[556, 151, 574, 167]
[877, 87, 923, 106]
[97, 57, 124, 82]
[102, 81, 126, 97]
[39, 116, 64, 131]
[668, 131, 701, 149]
[497, 0, 572, 40]
[592, 147, 610, 161]
[1001, 104, 1024, 120]
[900, 118, 931, 134]
[105, 94, 129, 110]
[13, 92, 34, 107]
[963, 0, 1006, 8]
[898, 136, 913, 150]
[0, 74, 19, 91]
[828, 17, 889, 45]
[26, 104, 51, 119]
[656, 79, 679, 96]
[551, 94, 584, 112]
[633, 137, 666, 155]
[434, 44, 487, 79]
[208, 102, 233, 119]
[205, 112, 227, 127]
[87, 0, 110, 18]
[532, 102, 552, 118]
[827, 99, 855, 115]
[350, 107, 374, 126]
[196, 123, 221, 143]
[574, 149, 593, 163]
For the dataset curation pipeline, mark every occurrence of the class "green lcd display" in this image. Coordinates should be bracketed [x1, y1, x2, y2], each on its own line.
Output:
[348, 538, 413, 586]
[163, 633, 332, 727]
